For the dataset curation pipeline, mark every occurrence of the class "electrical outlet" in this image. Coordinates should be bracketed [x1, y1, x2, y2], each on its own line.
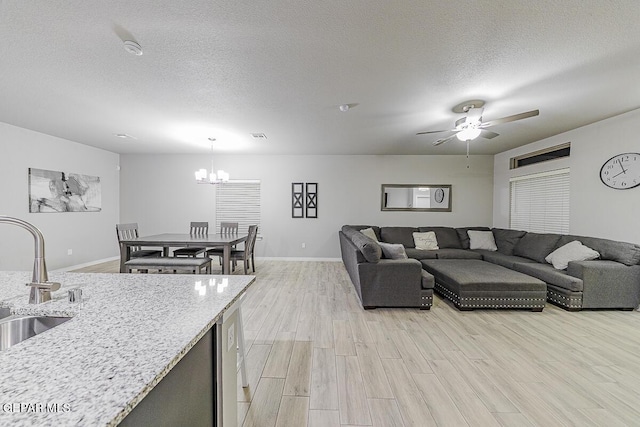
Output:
[227, 323, 235, 352]
[67, 249, 73, 256]
[301, 242, 306, 249]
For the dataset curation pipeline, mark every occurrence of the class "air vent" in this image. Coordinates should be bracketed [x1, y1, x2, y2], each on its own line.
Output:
[250, 133, 267, 139]
[510, 143, 570, 169]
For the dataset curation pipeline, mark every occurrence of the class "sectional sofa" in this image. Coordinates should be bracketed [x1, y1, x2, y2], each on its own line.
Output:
[339, 225, 640, 311]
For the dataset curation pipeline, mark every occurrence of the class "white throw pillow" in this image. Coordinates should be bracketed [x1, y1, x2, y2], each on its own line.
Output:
[545, 240, 600, 270]
[468, 230, 498, 251]
[360, 227, 378, 241]
[378, 242, 408, 259]
[413, 232, 439, 250]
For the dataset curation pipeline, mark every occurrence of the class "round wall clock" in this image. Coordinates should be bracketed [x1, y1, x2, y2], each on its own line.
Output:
[600, 153, 640, 190]
[434, 188, 445, 203]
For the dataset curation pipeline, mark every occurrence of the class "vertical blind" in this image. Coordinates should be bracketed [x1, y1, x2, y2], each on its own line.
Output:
[215, 180, 261, 234]
[510, 168, 570, 234]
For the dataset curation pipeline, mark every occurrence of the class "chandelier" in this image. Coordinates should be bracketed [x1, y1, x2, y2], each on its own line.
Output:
[195, 139, 230, 184]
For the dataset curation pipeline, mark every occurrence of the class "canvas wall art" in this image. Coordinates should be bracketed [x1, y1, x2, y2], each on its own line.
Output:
[29, 168, 102, 213]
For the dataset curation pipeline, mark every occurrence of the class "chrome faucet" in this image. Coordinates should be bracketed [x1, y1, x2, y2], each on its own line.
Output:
[0, 216, 61, 304]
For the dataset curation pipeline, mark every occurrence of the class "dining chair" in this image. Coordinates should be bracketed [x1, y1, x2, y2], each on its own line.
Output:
[207, 225, 258, 274]
[220, 222, 239, 235]
[116, 223, 162, 258]
[173, 222, 208, 257]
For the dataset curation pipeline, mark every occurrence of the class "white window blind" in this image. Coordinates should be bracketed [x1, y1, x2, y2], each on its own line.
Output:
[510, 169, 570, 234]
[215, 181, 261, 234]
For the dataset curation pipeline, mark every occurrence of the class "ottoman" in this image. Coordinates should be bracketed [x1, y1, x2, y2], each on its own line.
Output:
[421, 259, 547, 311]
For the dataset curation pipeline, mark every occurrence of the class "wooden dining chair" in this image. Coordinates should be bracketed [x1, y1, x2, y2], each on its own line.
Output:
[173, 222, 208, 257]
[208, 225, 258, 274]
[116, 223, 162, 258]
[220, 222, 239, 235]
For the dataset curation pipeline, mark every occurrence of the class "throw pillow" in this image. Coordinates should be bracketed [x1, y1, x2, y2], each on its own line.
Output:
[468, 230, 498, 251]
[360, 227, 378, 241]
[545, 240, 600, 270]
[378, 242, 408, 259]
[413, 232, 439, 250]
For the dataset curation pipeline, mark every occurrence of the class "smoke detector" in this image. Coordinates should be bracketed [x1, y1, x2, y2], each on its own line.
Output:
[123, 40, 143, 56]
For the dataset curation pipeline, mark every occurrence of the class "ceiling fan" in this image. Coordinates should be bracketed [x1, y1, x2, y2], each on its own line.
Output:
[416, 100, 539, 146]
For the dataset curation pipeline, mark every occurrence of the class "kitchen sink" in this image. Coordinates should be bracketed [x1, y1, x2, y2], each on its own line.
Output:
[0, 315, 72, 351]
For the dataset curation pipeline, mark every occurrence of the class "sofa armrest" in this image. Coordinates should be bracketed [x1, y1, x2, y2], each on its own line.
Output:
[567, 260, 640, 308]
[357, 259, 424, 307]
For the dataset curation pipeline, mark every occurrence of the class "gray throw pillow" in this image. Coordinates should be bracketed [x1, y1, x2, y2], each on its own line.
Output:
[378, 242, 408, 259]
[492, 228, 527, 255]
[513, 232, 562, 263]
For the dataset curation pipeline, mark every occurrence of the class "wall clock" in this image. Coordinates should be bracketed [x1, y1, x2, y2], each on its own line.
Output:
[434, 188, 445, 203]
[600, 153, 640, 190]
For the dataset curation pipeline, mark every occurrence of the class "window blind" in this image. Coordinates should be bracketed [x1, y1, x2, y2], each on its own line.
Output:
[510, 168, 570, 234]
[215, 181, 261, 234]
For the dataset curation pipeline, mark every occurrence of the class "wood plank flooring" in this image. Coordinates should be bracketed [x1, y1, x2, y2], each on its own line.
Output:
[74, 260, 640, 427]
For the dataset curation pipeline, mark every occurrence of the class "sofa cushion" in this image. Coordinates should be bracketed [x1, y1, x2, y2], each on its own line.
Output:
[476, 250, 537, 269]
[378, 242, 408, 259]
[557, 235, 640, 266]
[545, 241, 600, 270]
[456, 227, 491, 249]
[405, 248, 438, 260]
[360, 227, 379, 241]
[512, 262, 584, 292]
[492, 228, 527, 255]
[418, 227, 462, 249]
[380, 227, 418, 248]
[513, 232, 562, 263]
[435, 249, 483, 260]
[413, 231, 439, 250]
[341, 226, 382, 263]
[468, 230, 498, 251]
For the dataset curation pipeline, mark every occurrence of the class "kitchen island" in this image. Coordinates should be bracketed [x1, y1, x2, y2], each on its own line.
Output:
[0, 271, 255, 426]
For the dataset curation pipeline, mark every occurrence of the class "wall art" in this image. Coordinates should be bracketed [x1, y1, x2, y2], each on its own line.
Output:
[29, 168, 102, 213]
[292, 182, 304, 218]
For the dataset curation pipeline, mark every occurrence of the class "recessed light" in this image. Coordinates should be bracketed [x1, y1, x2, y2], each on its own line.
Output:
[123, 40, 143, 56]
[339, 104, 350, 112]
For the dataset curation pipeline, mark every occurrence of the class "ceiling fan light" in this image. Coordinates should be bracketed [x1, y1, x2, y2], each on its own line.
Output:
[456, 128, 481, 141]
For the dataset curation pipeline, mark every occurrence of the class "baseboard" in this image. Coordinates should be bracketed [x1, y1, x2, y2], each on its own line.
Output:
[52, 256, 120, 272]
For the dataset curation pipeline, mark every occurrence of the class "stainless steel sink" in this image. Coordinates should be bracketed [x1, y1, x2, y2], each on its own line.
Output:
[0, 315, 72, 351]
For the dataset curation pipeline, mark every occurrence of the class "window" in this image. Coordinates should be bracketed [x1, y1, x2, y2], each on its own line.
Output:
[510, 142, 570, 169]
[215, 180, 261, 234]
[510, 169, 570, 234]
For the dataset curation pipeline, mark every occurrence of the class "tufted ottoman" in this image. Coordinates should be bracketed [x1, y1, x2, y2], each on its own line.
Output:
[421, 259, 547, 311]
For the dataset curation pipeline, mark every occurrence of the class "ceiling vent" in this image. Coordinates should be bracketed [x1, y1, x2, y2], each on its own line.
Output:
[250, 133, 267, 139]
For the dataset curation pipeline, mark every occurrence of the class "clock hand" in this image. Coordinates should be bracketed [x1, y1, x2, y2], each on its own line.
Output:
[618, 159, 627, 173]
[612, 170, 626, 178]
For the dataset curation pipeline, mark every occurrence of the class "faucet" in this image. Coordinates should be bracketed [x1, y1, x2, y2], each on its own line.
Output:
[0, 216, 61, 304]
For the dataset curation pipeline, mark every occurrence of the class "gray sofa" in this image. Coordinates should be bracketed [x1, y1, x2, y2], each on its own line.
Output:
[339, 225, 640, 311]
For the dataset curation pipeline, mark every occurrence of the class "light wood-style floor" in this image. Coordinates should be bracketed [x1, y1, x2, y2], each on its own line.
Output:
[74, 260, 640, 427]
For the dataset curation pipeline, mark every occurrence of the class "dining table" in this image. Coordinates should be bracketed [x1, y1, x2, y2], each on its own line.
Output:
[118, 233, 248, 274]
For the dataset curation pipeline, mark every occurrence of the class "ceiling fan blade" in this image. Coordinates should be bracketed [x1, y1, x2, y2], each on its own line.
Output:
[479, 130, 499, 139]
[416, 129, 455, 135]
[433, 134, 457, 146]
[480, 109, 539, 128]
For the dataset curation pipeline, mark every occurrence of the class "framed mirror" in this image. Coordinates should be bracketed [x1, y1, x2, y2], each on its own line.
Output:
[381, 184, 452, 212]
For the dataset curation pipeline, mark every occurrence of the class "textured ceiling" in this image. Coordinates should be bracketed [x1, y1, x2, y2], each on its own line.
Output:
[1, 1, 639, 155]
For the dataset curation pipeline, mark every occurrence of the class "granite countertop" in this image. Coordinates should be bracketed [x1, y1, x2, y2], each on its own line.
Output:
[0, 271, 255, 426]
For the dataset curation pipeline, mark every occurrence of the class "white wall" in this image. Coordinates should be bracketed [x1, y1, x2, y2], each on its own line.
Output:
[0, 122, 120, 271]
[120, 154, 494, 259]
[493, 108, 640, 245]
